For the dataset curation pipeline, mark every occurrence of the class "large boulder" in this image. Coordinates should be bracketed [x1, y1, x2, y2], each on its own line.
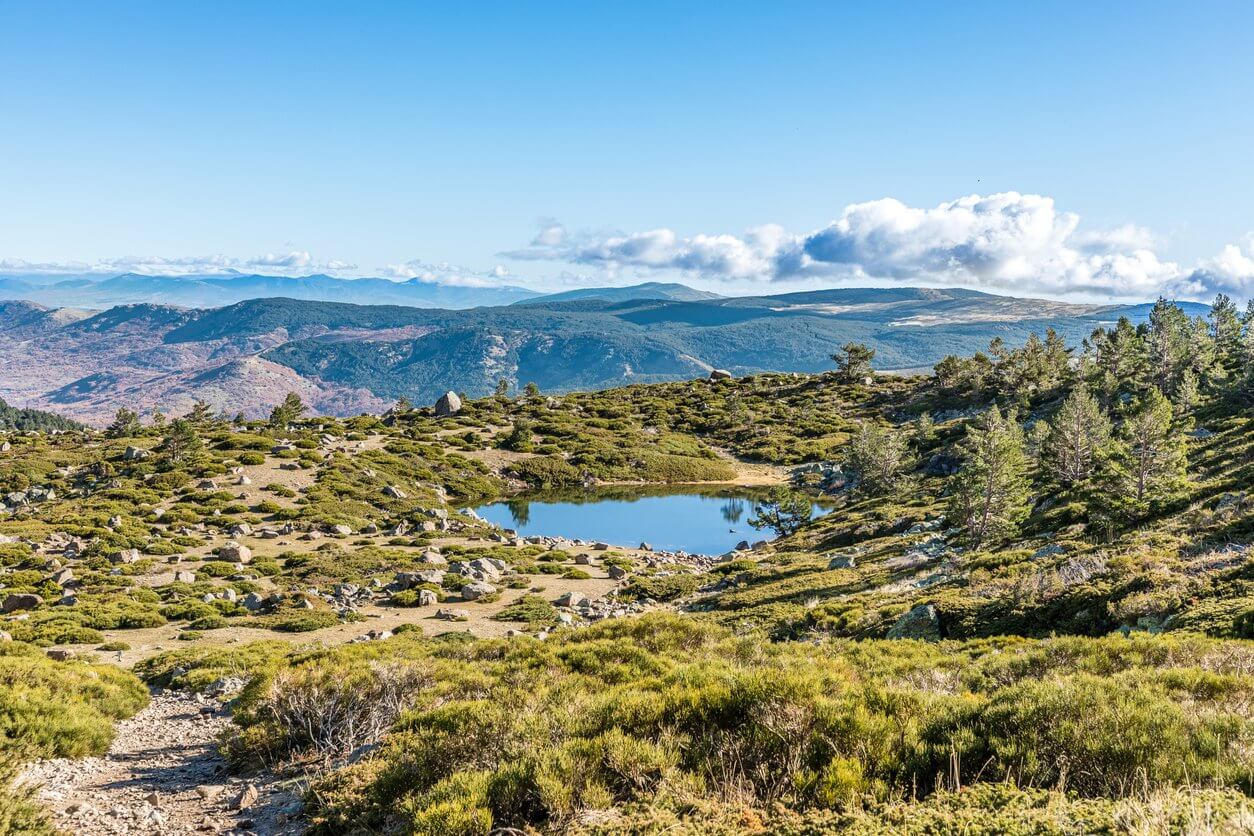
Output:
[461, 581, 497, 600]
[556, 592, 591, 609]
[111, 548, 140, 565]
[3, 593, 43, 613]
[395, 569, 445, 589]
[886, 603, 942, 641]
[218, 542, 252, 563]
[709, 369, 733, 381]
[434, 391, 463, 417]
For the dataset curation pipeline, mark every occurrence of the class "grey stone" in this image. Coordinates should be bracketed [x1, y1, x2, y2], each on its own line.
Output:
[886, 603, 942, 641]
[434, 391, 463, 417]
[461, 581, 497, 600]
[218, 542, 252, 563]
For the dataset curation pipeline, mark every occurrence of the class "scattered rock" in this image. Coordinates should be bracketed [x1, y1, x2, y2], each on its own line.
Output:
[2, 592, 43, 612]
[461, 581, 497, 600]
[886, 603, 942, 641]
[434, 391, 463, 417]
[827, 553, 856, 570]
[218, 542, 252, 563]
[232, 783, 259, 811]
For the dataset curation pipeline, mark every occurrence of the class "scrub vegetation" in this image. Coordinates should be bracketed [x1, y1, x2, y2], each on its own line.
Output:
[3, 295, 1254, 833]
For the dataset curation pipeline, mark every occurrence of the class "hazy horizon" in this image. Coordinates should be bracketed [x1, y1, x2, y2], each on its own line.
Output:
[2, 3, 1253, 304]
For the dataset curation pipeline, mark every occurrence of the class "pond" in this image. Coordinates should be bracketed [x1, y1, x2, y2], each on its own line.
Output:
[470, 486, 833, 556]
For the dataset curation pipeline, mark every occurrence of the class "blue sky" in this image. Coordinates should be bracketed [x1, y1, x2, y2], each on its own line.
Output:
[1, 1, 1252, 300]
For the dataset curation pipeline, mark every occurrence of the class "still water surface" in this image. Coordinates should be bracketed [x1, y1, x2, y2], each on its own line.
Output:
[472, 486, 832, 556]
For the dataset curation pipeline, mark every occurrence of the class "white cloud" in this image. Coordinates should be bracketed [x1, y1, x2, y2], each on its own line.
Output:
[1178, 236, 1254, 297]
[508, 194, 1253, 300]
[0, 252, 357, 278]
[380, 260, 511, 288]
[1, 251, 526, 290]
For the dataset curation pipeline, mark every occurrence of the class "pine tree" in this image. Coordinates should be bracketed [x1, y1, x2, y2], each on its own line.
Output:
[832, 343, 876, 383]
[948, 406, 1031, 549]
[1110, 388, 1187, 505]
[1146, 298, 1192, 395]
[185, 400, 214, 426]
[912, 412, 936, 449]
[1209, 293, 1243, 373]
[157, 418, 202, 465]
[269, 392, 307, 427]
[1174, 368, 1199, 419]
[1087, 317, 1144, 406]
[105, 407, 141, 439]
[748, 487, 814, 537]
[1043, 384, 1111, 489]
[845, 421, 907, 495]
[1043, 327, 1071, 388]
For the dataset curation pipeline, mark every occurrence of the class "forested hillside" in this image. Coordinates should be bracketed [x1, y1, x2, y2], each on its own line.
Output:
[0, 287, 1213, 424]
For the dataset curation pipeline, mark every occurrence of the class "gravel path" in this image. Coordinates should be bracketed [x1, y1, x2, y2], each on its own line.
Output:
[22, 691, 305, 835]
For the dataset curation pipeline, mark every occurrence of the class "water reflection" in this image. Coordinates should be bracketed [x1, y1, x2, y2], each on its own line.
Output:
[505, 498, 531, 527]
[470, 486, 832, 556]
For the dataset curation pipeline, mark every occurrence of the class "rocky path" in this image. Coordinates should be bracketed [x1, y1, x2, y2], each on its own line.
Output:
[22, 692, 305, 835]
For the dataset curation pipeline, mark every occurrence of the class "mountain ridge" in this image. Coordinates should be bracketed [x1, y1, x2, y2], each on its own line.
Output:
[0, 287, 1215, 424]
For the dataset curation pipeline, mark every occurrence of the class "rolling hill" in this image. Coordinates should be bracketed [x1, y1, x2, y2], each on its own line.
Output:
[0, 287, 1213, 424]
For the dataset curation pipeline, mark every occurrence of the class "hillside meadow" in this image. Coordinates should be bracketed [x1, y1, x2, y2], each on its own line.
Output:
[1, 296, 1253, 833]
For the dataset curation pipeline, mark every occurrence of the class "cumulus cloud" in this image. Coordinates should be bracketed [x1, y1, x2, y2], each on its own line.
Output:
[380, 260, 514, 288]
[1177, 236, 1254, 297]
[508, 193, 1252, 300]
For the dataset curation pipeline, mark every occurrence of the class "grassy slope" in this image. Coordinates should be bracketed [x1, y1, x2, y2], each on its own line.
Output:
[3, 353, 1253, 833]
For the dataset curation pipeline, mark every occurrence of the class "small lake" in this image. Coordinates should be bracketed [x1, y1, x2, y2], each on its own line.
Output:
[471, 486, 833, 556]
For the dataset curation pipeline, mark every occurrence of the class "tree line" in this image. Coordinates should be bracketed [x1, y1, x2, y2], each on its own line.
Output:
[806, 295, 1251, 547]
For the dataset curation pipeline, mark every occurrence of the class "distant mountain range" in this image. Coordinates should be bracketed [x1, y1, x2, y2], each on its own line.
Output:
[0, 287, 1209, 425]
[0, 272, 743, 311]
[514, 282, 724, 305]
[0, 271, 542, 309]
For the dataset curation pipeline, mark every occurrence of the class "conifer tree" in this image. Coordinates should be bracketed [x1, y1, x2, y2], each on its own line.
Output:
[269, 392, 307, 427]
[185, 400, 214, 426]
[1210, 293, 1242, 372]
[832, 343, 875, 383]
[1044, 383, 1111, 489]
[157, 418, 202, 465]
[1146, 298, 1192, 395]
[948, 406, 1031, 548]
[748, 486, 814, 537]
[912, 412, 936, 449]
[1108, 388, 1187, 506]
[105, 407, 141, 439]
[846, 421, 907, 495]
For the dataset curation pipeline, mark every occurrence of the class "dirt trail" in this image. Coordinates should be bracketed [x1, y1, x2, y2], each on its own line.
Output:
[22, 692, 304, 835]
